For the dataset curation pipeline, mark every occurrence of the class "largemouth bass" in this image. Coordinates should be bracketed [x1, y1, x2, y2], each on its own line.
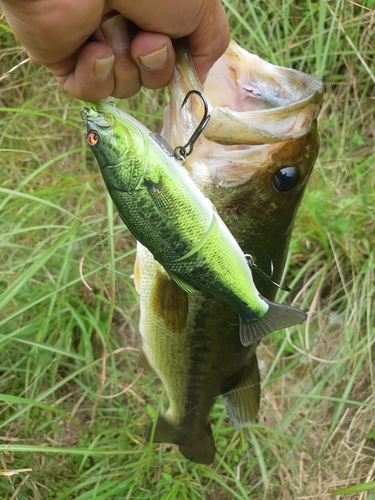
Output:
[82, 100, 306, 345]
[134, 41, 322, 464]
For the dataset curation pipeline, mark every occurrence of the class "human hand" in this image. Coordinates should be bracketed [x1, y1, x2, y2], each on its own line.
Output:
[0, 0, 230, 101]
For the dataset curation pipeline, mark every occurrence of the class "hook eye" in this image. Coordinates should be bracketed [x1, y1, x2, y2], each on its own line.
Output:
[173, 90, 210, 162]
[80, 107, 89, 125]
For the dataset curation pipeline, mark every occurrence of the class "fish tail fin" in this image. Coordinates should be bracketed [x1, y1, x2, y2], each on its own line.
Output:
[146, 414, 216, 465]
[178, 422, 215, 465]
[240, 297, 307, 346]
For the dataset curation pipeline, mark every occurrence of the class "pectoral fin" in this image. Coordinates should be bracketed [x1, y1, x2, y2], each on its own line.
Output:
[152, 272, 189, 333]
[222, 354, 260, 430]
[146, 414, 216, 465]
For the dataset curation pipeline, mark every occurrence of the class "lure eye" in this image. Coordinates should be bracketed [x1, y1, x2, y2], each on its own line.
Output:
[87, 130, 99, 146]
[272, 166, 300, 192]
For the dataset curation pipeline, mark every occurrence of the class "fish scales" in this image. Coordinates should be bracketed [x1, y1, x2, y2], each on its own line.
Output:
[136, 40, 322, 464]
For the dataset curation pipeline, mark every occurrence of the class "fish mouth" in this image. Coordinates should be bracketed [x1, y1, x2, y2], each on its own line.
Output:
[163, 40, 322, 188]
[203, 42, 322, 145]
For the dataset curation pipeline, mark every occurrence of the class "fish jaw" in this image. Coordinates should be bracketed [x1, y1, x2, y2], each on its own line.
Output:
[203, 42, 322, 145]
[163, 39, 322, 189]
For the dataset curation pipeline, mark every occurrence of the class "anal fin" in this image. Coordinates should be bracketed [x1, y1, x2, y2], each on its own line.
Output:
[222, 354, 260, 430]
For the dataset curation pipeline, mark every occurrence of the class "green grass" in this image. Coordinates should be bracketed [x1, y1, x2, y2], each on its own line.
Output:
[1, 1, 374, 498]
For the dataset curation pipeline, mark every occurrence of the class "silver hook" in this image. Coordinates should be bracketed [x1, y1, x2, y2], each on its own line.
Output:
[174, 90, 210, 162]
[245, 254, 292, 292]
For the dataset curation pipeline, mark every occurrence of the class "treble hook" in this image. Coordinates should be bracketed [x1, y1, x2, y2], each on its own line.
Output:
[174, 90, 211, 162]
[245, 254, 292, 292]
[80, 107, 88, 125]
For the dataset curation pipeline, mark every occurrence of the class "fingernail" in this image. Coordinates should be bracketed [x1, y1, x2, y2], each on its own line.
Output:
[139, 46, 168, 70]
[94, 55, 115, 81]
[101, 15, 130, 52]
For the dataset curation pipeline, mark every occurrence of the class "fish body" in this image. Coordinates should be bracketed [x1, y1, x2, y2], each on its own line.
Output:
[83, 102, 306, 345]
[135, 41, 322, 464]
[138, 241, 260, 464]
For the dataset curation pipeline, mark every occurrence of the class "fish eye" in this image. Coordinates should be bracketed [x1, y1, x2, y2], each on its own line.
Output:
[272, 166, 300, 192]
[87, 130, 99, 146]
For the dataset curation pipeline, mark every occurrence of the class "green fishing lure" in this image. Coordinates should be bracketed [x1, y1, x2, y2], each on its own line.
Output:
[82, 101, 306, 346]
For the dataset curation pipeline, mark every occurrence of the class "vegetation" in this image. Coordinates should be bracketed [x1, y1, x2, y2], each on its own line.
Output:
[1, 0, 374, 498]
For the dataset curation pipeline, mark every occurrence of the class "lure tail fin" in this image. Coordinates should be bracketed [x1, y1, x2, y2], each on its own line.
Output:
[146, 414, 216, 465]
[240, 297, 307, 346]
